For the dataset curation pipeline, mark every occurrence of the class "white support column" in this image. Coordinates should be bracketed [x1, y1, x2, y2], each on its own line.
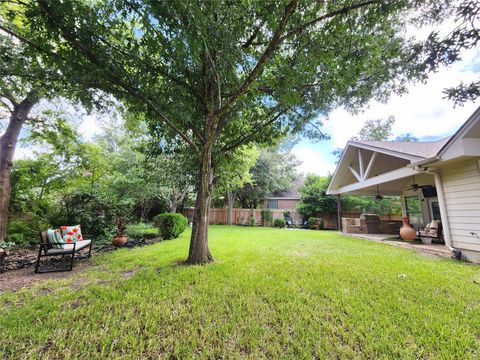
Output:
[432, 172, 453, 250]
[400, 194, 407, 217]
[358, 149, 364, 179]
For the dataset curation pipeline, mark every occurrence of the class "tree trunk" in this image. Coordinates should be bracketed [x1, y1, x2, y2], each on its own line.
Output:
[169, 200, 177, 213]
[226, 186, 235, 225]
[0, 95, 38, 241]
[186, 146, 214, 264]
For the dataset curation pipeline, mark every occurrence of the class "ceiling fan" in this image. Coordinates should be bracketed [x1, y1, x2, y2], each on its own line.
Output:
[408, 175, 434, 192]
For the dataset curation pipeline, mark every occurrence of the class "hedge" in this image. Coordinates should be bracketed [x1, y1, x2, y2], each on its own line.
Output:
[274, 218, 286, 228]
[154, 213, 187, 240]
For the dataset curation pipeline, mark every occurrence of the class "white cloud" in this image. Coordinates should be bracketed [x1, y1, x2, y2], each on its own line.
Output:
[325, 48, 480, 149]
[292, 145, 337, 176]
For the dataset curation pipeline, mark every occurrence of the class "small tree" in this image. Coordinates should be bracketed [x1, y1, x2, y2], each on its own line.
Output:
[215, 146, 259, 225]
[352, 116, 396, 142]
[261, 208, 273, 227]
[297, 175, 337, 219]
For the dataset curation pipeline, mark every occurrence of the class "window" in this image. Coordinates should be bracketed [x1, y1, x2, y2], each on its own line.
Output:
[429, 198, 441, 221]
[405, 196, 422, 225]
[267, 199, 278, 209]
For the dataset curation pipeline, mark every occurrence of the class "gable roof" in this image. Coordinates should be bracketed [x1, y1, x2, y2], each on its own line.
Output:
[327, 105, 480, 196]
[351, 137, 451, 159]
[436, 105, 480, 157]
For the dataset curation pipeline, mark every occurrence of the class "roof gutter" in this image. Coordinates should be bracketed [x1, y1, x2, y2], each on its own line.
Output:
[410, 155, 441, 167]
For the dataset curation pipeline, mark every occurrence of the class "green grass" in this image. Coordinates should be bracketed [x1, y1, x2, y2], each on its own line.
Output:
[125, 222, 159, 239]
[2, 226, 480, 359]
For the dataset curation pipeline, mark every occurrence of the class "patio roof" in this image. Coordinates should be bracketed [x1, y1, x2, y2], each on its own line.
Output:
[326, 105, 480, 196]
[352, 137, 451, 159]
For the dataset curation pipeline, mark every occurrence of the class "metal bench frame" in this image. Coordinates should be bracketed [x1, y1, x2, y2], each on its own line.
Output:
[35, 231, 93, 274]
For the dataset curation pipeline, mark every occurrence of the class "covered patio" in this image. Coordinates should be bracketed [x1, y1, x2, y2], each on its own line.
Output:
[327, 139, 449, 247]
[344, 233, 452, 259]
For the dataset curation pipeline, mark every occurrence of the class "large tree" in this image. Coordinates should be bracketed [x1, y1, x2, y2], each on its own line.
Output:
[2, 0, 459, 263]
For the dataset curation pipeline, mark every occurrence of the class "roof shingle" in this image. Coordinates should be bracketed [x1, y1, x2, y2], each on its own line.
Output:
[352, 137, 451, 159]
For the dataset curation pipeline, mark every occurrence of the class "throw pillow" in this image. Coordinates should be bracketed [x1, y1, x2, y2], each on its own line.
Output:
[47, 229, 64, 249]
[61, 225, 83, 243]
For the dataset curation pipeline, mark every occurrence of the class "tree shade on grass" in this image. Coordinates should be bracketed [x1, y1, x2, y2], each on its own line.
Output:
[1, 226, 480, 358]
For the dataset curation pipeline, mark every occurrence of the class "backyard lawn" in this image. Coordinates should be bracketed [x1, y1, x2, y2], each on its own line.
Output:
[2, 226, 480, 359]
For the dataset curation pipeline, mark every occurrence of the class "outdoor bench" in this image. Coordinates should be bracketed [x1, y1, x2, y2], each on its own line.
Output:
[35, 231, 93, 273]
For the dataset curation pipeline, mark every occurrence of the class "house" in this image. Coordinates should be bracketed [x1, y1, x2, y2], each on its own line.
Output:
[327, 106, 480, 262]
[265, 177, 304, 209]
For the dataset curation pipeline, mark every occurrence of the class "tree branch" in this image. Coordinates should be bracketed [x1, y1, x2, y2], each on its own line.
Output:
[212, 0, 298, 122]
[279, 0, 384, 42]
[222, 108, 288, 152]
[35, 0, 200, 154]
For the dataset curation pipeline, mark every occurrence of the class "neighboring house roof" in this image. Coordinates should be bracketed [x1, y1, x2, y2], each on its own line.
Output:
[267, 177, 304, 200]
[351, 137, 451, 159]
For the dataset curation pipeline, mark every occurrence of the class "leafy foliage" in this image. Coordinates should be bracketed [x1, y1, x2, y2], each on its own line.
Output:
[420, 1, 480, 106]
[154, 213, 187, 240]
[297, 175, 337, 219]
[352, 116, 396, 142]
[261, 208, 273, 227]
[274, 218, 286, 228]
[126, 223, 159, 240]
[237, 144, 299, 208]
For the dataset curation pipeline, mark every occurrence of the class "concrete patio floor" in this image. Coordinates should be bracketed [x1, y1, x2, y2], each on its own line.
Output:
[343, 233, 453, 259]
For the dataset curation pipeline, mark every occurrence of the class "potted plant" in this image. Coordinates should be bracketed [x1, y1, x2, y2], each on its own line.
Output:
[112, 216, 128, 247]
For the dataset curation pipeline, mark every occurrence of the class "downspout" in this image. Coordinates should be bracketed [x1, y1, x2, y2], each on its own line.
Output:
[414, 165, 461, 259]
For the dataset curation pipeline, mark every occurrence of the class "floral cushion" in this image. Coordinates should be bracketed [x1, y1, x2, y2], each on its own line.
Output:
[61, 225, 83, 243]
[47, 229, 64, 249]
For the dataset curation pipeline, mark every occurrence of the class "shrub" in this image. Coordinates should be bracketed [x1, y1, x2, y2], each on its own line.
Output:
[283, 210, 291, 221]
[7, 217, 49, 247]
[274, 218, 286, 228]
[261, 208, 273, 227]
[51, 190, 117, 241]
[307, 217, 321, 230]
[154, 213, 187, 240]
[126, 223, 159, 240]
[249, 209, 255, 227]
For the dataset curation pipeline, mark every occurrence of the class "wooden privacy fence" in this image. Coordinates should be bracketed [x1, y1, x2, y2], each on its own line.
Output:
[182, 208, 401, 229]
[183, 208, 302, 226]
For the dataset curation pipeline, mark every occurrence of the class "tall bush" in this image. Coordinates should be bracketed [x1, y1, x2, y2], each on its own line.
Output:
[154, 213, 187, 240]
[261, 208, 273, 227]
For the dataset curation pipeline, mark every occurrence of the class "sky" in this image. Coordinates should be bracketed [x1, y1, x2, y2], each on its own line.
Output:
[292, 46, 480, 177]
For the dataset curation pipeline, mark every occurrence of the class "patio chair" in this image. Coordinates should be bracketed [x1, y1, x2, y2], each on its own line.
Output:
[417, 220, 443, 245]
[35, 230, 93, 273]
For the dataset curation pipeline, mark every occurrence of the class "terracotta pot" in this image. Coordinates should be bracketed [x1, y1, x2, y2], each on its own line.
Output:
[112, 235, 128, 247]
[400, 217, 416, 241]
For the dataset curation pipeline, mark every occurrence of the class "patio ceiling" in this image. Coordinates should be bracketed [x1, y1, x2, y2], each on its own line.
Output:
[327, 143, 436, 196]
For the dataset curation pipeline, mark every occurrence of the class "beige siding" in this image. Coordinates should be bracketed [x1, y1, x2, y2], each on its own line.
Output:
[440, 159, 480, 250]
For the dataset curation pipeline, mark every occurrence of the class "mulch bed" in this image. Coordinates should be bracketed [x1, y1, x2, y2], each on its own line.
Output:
[0, 236, 162, 274]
